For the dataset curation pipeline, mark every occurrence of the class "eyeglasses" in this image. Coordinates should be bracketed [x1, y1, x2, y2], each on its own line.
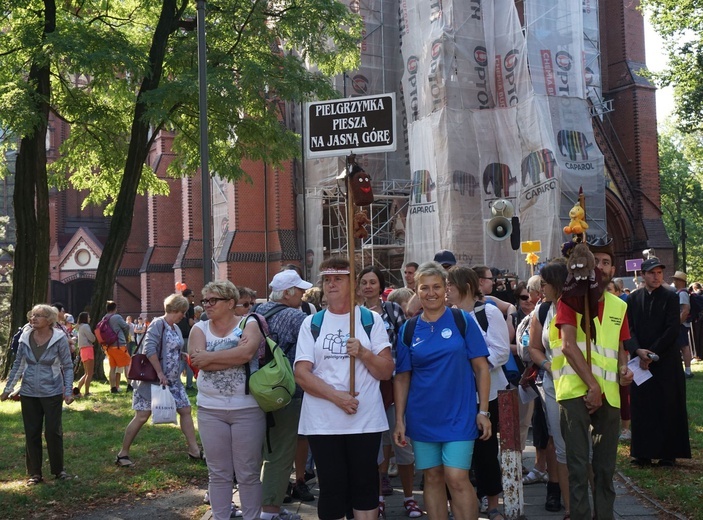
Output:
[30, 314, 48, 319]
[480, 276, 494, 282]
[236, 302, 251, 308]
[201, 297, 228, 307]
[519, 294, 530, 301]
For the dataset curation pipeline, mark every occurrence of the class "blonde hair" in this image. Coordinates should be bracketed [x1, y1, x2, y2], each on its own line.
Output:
[414, 261, 447, 286]
[28, 304, 59, 326]
[164, 293, 189, 313]
[202, 280, 239, 302]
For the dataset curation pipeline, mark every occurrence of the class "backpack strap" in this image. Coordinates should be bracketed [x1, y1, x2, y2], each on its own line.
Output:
[240, 314, 271, 396]
[359, 306, 375, 340]
[401, 315, 419, 349]
[538, 301, 552, 327]
[301, 303, 313, 316]
[311, 309, 326, 342]
[472, 304, 489, 333]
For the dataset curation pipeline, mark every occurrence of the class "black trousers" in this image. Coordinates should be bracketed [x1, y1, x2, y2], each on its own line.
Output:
[20, 394, 64, 477]
[308, 433, 381, 520]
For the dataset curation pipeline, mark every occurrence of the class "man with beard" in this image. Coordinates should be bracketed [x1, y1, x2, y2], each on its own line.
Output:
[626, 257, 691, 467]
[553, 237, 634, 520]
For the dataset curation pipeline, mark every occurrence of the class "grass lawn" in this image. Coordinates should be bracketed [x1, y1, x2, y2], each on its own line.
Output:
[0, 380, 208, 519]
[617, 360, 703, 519]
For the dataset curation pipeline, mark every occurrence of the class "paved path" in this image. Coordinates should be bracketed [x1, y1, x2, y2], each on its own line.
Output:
[200, 442, 680, 520]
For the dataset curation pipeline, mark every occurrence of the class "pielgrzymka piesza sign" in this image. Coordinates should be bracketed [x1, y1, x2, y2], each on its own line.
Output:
[305, 93, 396, 159]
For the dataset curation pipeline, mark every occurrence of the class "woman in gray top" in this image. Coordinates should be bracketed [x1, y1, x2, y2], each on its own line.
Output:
[1, 304, 74, 485]
[114, 293, 202, 467]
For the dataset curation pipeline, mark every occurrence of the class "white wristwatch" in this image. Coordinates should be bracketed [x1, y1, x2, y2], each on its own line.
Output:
[478, 410, 491, 419]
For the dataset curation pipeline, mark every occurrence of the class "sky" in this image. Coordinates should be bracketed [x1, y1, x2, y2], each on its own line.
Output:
[643, 13, 675, 123]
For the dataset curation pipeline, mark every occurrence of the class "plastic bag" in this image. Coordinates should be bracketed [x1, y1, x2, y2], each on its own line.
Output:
[151, 384, 177, 425]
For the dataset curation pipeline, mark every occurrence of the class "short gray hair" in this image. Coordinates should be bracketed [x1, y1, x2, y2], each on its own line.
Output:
[526, 275, 542, 293]
[270, 287, 298, 302]
[164, 293, 189, 313]
[414, 261, 447, 287]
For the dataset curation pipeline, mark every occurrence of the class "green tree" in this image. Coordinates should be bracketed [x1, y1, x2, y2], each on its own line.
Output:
[641, 0, 703, 132]
[658, 123, 703, 279]
[0, 0, 361, 377]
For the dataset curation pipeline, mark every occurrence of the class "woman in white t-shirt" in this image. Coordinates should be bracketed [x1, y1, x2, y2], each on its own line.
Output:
[295, 257, 394, 520]
[189, 281, 264, 520]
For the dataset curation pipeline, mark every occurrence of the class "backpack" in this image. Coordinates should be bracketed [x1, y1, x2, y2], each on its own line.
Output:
[243, 313, 296, 413]
[95, 314, 119, 346]
[10, 326, 23, 356]
[515, 301, 552, 362]
[686, 292, 703, 323]
[310, 306, 375, 342]
[401, 306, 521, 386]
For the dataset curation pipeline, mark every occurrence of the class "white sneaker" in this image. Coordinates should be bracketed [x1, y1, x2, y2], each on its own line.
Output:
[388, 457, 398, 477]
[619, 429, 632, 441]
[231, 502, 243, 518]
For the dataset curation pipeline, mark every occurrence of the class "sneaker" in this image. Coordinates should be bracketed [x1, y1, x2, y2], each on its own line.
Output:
[291, 480, 315, 502]
[110, 387, 119, 394]
[304, 470, 316, 483]
[522, 468, 548, 485]
[619, 429, 631, 441]
[378, 501, 386, 519]
[404, 498, 423, 518]
[126, 384, 134, 392]
[230, 502, 243, 518]
[381, 475, 393, 496]
[685, 371, 694, 379]
[388, 457, 398, 477]
[277, 509, 301, 520]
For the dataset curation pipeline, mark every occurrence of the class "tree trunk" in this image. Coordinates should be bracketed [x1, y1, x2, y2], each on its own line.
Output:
[0, 0, 55, 379]
[89, 0, 184, 381]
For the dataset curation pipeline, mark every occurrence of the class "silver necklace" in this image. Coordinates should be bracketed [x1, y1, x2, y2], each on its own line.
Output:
[420, 313, 436, 333]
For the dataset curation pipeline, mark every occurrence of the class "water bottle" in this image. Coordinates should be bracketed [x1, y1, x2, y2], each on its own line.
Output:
[521, 331, 530, 360]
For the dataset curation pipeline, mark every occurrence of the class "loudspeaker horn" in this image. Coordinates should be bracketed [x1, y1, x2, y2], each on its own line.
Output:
[486, 216, 512, 241]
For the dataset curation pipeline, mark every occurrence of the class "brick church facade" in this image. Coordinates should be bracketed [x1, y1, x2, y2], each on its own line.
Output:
[1, 0, 672, 318]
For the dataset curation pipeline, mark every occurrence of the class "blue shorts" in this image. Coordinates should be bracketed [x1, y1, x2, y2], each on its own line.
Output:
[412, 439, 475, 471]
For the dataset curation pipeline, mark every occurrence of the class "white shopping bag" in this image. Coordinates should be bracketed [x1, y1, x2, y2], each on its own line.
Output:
[151, 384, 177, 424]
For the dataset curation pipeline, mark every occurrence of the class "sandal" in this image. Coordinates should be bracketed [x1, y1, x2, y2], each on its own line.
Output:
[188, 449, 205, 461]
[26, 475, 43, 486]
[115, 455, 134, 467]
[55, 471, 72, 480]
[404, 498, 423, 518]
[378, 501, 386, 519]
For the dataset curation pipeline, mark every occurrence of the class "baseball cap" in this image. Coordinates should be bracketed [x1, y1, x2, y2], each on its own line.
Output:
[434, 249, 457, 267]
[641, 257, 665, 272]
[270, 270, 313, 292]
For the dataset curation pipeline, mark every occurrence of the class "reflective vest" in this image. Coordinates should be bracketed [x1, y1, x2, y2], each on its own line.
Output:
[550, 292, 626, 407]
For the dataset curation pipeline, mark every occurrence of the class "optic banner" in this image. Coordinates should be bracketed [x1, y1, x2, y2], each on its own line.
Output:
[404, 114, 441, 264]
[484, 0, 533, 108]
[525, 0, 586, 99]
[548, 96, 606, 236]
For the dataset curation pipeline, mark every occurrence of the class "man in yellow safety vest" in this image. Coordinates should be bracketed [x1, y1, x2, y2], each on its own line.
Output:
[552, 238, 634, 520]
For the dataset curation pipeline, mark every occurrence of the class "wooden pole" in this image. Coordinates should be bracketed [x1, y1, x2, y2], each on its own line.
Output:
[579, 190, 592, 368]
[345, 154, 356, 395]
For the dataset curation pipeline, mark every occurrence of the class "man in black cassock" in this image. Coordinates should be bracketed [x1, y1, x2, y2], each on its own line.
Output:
[626, 257, 691, 466]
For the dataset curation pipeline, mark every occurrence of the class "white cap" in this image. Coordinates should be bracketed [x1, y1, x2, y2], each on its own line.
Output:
[270, 270, 313, 292]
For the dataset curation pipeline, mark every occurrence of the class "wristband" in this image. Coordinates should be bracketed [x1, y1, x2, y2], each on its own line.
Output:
[540, 359, 550, 369]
